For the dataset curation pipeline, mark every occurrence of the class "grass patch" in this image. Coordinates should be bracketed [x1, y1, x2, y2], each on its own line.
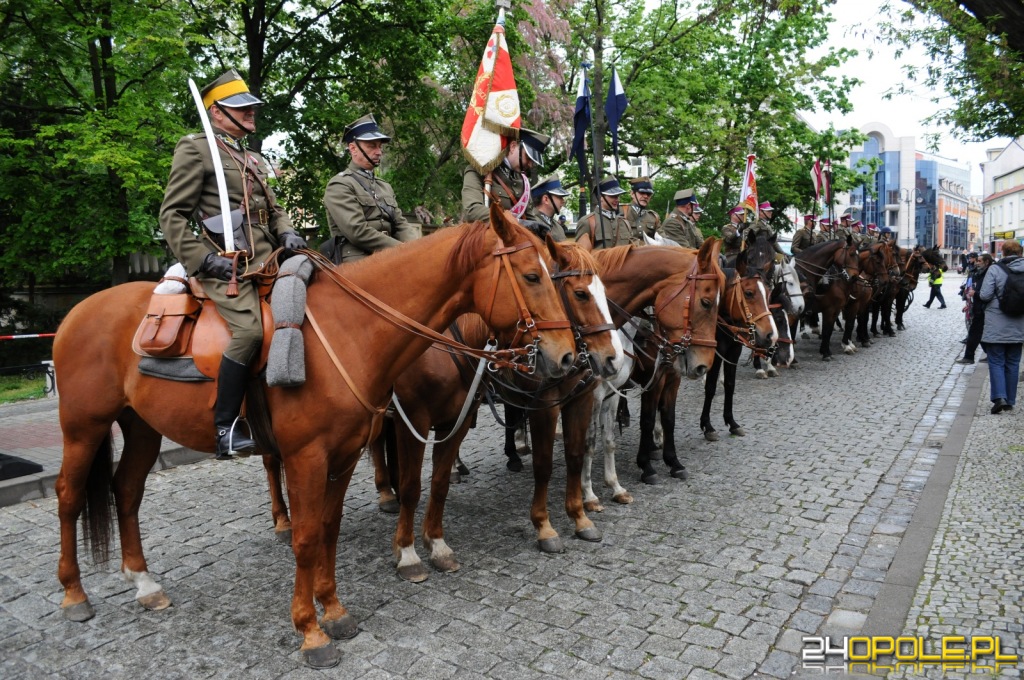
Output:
[0, 374, 47, 404]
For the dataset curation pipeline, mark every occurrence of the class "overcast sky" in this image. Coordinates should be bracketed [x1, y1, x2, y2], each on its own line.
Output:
[801, 0, 1011, 194]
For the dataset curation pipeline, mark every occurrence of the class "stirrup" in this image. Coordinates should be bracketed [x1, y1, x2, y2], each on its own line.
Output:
[216, 417, 257, 460]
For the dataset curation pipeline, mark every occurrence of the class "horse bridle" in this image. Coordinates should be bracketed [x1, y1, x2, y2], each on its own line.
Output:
[717, 270, 773, 352]
[650, 256, 720, 355]
[550, 266, 615, 376]
[483, 241, 572, 374]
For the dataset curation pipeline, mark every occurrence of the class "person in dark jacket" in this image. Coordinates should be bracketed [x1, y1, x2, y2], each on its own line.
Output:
[978, 240, 1024, 413]
[958, 253, 990, 364]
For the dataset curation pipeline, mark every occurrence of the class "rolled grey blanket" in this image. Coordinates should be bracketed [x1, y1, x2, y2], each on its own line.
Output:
[266, 255, 314, 387]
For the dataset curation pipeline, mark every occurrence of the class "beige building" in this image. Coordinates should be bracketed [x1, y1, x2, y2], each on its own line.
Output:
[980, 138, 1024, 251]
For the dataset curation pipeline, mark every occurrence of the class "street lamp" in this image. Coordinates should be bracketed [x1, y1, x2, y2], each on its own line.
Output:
[901, 188, 924, 247]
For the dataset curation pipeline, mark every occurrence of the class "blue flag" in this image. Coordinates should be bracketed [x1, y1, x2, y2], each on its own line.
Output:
[605, 65, 628, 162]
[569, 66, 591, 181]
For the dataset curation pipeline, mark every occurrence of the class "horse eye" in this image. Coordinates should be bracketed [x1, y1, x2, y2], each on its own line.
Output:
[700, 298, 712, 310]
[524, 273, 541, 283]
[744, 289, 754, 299]
[574, 289, 589, 302]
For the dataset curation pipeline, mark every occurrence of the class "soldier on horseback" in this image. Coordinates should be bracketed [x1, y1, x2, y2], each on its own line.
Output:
[461, 127, 549, 228]
[721, 206, 745, 259]
[791, 214, 816, 255]
[626, 176, 660, 240]
[530, 174, 572, 241]
[574, 176, 634, 250]
[660, 188, 704, 249]
[159, 69, 307, 459]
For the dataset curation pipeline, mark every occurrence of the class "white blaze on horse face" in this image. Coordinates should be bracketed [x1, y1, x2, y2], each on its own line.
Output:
[757, 280, 780, 341]
[538, 254, 550, 276]
[588, 276, 625, 366]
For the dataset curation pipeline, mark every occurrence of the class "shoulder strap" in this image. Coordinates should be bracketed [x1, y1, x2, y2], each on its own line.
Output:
[347, 170, 397, 224]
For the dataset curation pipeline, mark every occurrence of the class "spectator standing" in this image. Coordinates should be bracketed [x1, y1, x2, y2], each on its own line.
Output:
[978, 240, 1024, 413]
[958, 253, 990, 364]
[922, 264, 947, 309]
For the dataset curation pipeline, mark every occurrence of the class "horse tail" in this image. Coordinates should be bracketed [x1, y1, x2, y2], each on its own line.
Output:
[247, 380, 281, 459]
[81, 431, 115, 564]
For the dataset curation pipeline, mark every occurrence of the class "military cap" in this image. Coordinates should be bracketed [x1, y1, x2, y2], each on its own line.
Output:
[820, 218, 832, 227]
[867, 223, 878, 231]
[840, 213, 852, 222]
[879, 226, 893, 234]
[674, 188, 696, 205]
[597, 175, 627, 196]
[803, 214, 817, 222]
[200, 69, 264, 109]
[729, 206, 745, 217]
[530, 174, 571, 201]
[851, 220, 863, 229]
[518, 128, 550, 165]
[343, 114, 391, 144]
[630, 177, 655, 194]
[758, 200, 774, 211]
[558, 214, 567, 223]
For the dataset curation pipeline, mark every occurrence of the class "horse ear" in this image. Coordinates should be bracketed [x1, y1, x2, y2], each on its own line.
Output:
[735, 248, 749, 275]
[697, 236, 721, 270]
[548, 235, 570, 269]
[489, 200, 516, 246]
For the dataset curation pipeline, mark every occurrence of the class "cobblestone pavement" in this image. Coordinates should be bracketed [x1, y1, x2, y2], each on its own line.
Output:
[1, 276, 1021, 679]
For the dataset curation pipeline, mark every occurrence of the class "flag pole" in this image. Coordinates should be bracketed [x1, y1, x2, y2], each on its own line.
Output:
[587, 61, 599, 215]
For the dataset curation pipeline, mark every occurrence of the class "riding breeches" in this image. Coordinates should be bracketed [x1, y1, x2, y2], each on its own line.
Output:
[200, 276, 263, 364]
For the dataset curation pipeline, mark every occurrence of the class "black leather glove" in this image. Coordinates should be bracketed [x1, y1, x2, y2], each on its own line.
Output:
[200, 253, 234, 282]
[280, 231, 308, 252]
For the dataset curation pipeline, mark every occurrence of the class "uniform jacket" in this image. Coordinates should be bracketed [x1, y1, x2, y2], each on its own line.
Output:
[324, 161, 419, 263]
[627, 204, 661, 239]
[661, 211, 703, 249]
[160, 128, 294, 276]
[575, 210, 633, 250]
[979, 255, 1024, 343]
[462, 162, 540, 224]
[791, 227, 814, 254]
[538, 213, 567, 242]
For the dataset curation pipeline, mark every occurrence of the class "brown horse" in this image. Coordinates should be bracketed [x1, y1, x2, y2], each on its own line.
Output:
[846, 241, 896, 349]
[793, 238, 863, 360]
[52, 205, 578, 668]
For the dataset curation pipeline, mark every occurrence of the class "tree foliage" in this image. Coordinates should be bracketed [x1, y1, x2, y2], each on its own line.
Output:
[882, 0, 1024, 140]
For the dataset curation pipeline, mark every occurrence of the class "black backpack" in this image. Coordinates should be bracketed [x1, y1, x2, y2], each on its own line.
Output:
[996, 259, 1024, 317]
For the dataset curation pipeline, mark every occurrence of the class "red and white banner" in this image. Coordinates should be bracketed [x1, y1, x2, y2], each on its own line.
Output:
[739, 154, 758, 220]
[810, 159, 823, 203]
[461, 10, 521, 174]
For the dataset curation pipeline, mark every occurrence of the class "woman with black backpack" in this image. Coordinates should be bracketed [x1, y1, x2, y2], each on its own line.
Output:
[978, 239, 1024, 413]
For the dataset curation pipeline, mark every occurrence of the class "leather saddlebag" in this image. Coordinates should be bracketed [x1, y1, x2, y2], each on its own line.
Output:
[138, 294, 202, 357]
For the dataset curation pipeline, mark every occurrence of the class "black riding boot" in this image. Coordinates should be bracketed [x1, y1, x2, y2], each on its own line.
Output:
[214, 355, 257, 460]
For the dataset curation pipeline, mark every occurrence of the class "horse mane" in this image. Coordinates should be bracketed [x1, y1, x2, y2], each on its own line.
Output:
[559, 242, 600, 273]
[443, 220, 547, 276]
[590, 244, 636, 276]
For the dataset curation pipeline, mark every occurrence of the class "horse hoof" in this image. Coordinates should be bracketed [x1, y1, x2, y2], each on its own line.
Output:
[872, 331, 880, 337]
[897, 324, 905, 331]
[730, 427, 746, 437]
[670, 466, 688, 480]
[703, 430, 719, 442]
[822, 355, 832, 362]
[137, 590, 171, 611]
[755, 370, 768, 380]
[398, 562, 430, 583]
[506, 456, 523, 473]
[612, 492, 634, 505]
[640, 471, 660, 485]
[800, 332, 810, 340]
[275, 528, 292, 545]
[63, 601, 96, 623]
[885, 331, 896, 337]
[575, 526, 603, 542]
[378, 498, 400, 514]
[583, 500, 604, 513]
[456, 462, 470, 476]
[537, 536, 565, 554]
[321, 614, 359, 640]
[302, 643, 342, 669]
[430, 555, 461, 573]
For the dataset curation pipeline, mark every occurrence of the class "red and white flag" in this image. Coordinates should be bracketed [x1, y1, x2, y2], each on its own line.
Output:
[461, 10, 521, 174]
[739, 154, 758, 220]
[810, 159, 823, 203]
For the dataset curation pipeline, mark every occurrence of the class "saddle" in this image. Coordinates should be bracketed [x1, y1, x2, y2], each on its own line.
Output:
[132, 275, 274, 379]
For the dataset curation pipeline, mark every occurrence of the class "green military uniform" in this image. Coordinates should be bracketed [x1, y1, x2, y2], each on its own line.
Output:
[462, 163, 541, 224]
[627, 204, 661, 239]
[324, 162, 419, 262]
[538, 213, 567, 242]
[530, 174, 571, 242]
[160, 132, 293, 364]
[791, 227, 814, 254]
[575, 210, 633, 250]
[661, 211, 703, 248]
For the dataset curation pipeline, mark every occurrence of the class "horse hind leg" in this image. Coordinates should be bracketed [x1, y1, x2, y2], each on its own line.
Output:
[113, 410, 171, 611]
[369, 427, 399, 514]
[262, 455, 292, 544]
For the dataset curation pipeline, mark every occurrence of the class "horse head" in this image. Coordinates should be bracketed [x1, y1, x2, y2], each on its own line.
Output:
[458, 203, 577, 378]
[548, 243, 625, 379]
[773, 258, 805, 317]
[726, 248, 777, 349]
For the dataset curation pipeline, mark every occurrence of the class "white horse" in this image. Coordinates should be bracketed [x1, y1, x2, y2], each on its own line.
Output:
[754, 258, 804, 378]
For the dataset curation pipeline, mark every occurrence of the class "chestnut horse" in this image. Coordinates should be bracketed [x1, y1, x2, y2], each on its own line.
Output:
[52, 206, 577, 668]
[793, 238, 863, 360]
[262, 243, 626, 580]
[893, 245, 945, 331]
[845, 241, 896, 350]
[632, 245, 777, 484]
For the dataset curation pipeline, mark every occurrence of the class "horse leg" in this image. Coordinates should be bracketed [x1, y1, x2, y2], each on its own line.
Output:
[392, 413, 431, 583]
[528, 406, 563, 553]
[895, 290, 908, 330]
[819, 306, 835, 360]
[56, 424, 116, 623]
[284, 455, 344, 668]
[503, 403, 525, 472]
[636, 374, 664, 484]
[700, 350, 723, 441]
[842, 303, 858, 354]
[582, 389, 605, 512]
[599, 390, 632, 505]
[262, 455, 292, 544]
[561, 395, 602, 542]
[658, 372, 687, 479]
[112, 411, 171, 612]
[422, 422, 475, 573]
[313, 467, 360, 646]
[753, 352, 767, 379]
[370, 428, 397, 512]
[788, 314, 800, 366]
[722, 343, 744, 436]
